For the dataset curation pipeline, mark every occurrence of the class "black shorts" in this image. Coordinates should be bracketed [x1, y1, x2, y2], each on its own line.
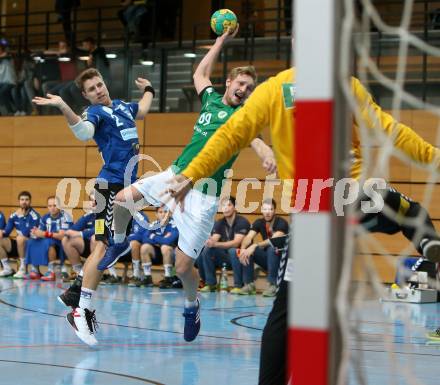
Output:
[6, 239, 18, 258]
[80, 238, 91, 258]
[93, 182, 132, 242]
[151, 245, 164, 265]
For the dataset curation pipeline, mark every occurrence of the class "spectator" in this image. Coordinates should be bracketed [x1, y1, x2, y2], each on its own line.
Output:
[55, 0, 80, 47]
[118, 0, 149, 38]
[0, 211, 5, 231]
[127, 211, 149, 287]
[0, 41, 16, 115]
[0, 191, 40, 278]
[80, 37, 110, 81]
[62, 197, 96, 281]
[199, 196, 251, 293]
[156, 0, 179, 40]
[238, 198, 289, 297]
[26, 196, 73, 281]
[12, 52, 38, 116]
[35, 41, 69, 98]
[140, 206, 179, 288]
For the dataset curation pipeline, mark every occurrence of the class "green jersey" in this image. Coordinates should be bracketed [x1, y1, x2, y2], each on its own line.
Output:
[173, 86, 239, 197]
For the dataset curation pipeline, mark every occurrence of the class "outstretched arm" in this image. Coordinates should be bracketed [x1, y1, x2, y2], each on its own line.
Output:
[32, 94, 94, 141]
[33, 94, 80, 125]
[193, 25, 239, 95]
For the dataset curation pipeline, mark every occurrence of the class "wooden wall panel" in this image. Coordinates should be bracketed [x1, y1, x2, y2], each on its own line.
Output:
[0, 177, 12, 207]
[12, 116, 85, 147]
[145, 113, 197, 146]
[0, 148, 13, 176]
[8, 117, 144, 147]
[10, 177, 88, 208]
[0, 118, 14, 146]
[411, 110, 440, 146]
[352, 254, 397, 283]
[12, 147, 86, 177]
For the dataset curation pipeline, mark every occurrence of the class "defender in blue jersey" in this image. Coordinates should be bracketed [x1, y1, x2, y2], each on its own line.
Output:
[0, 191, 40, 278]
[25, 196, 73, 281]
[33, 67, 153, 346]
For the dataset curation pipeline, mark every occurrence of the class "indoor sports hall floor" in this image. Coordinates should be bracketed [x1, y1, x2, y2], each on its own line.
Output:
[1, 279, 440, 385]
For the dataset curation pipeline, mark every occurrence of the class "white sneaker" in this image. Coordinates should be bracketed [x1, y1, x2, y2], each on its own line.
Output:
[0, 269, 14, 277]
[422, 239, 440, 263]
[13, 270, 26, 279]
[67, 307, 98, 346]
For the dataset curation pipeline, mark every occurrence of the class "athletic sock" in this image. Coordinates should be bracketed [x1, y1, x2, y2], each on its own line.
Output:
[48, 262, 55, 272]
[1, 258, 11, 271]
[79, 288, 95, 310]
[185, 299, 198, 309]
[108, 266, 118, 278]
[164, 264, 173, 278]
[132, 260, 141, 278]
[142, 262, 152, 276]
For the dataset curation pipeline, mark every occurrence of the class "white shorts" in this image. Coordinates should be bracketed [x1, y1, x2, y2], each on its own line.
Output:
[132, 168, 218, 259]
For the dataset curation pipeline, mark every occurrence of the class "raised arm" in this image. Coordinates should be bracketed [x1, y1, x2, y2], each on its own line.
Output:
[193, 26, 239, 95]
[134, 77, 154, 119]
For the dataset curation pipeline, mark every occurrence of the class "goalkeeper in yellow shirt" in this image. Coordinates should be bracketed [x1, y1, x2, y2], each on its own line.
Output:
[166, 67, 440, 384]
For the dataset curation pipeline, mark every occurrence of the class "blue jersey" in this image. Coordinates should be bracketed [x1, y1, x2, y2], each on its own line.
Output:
[71, 212, 96, 240]
[143, 219, 179, 246]
[4, 208, 40, 237]
[39, 211, 73, 233]
[0, 211, 5, 230]
[128, 211, 149, 241]
[83, 99, 140, 184]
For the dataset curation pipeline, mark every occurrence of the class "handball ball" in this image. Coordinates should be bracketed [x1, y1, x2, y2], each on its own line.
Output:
[210, 9, 238, 36]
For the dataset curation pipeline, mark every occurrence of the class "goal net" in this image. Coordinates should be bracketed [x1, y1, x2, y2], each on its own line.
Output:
[336, 1, 440, 384]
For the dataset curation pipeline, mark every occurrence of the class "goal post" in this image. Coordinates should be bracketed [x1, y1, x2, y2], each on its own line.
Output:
[289, 0, 347, 384]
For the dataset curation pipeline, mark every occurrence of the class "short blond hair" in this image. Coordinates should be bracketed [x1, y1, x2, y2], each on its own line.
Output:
[75, 68, 103, 91]
[228, 66, 257, 83]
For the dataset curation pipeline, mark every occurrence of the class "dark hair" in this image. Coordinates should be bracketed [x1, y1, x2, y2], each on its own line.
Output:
[82, 36, 96, 45]
[262, 198, 276, 209]
[18, 191, 31, 200]
[222, 196, 236, 207]
[75, 67, 103, 91]
[47, 195, 56, 202]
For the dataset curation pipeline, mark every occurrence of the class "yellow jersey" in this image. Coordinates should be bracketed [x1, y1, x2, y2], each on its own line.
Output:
[182, 68, 440, 182]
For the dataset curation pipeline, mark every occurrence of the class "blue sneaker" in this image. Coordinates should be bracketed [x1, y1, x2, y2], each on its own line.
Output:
[98, 239, 131, 271]
[182, 298, 201, 342]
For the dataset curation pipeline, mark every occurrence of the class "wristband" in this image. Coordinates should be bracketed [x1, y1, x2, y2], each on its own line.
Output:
[144, 85, 155, 97]
[45, 231, 53, 238]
